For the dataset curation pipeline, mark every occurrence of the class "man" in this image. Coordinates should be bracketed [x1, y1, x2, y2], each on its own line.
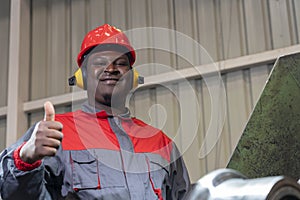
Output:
[0, 24, 190, 200]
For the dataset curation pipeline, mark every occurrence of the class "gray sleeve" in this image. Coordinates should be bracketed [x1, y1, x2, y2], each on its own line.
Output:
[166, 143, 191, 200]
[0, 125, 57, 200]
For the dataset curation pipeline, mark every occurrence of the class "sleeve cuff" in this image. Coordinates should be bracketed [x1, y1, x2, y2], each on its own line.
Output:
[13, 142, 42, 171]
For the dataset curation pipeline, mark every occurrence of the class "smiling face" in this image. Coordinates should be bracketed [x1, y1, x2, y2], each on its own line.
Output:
[85, 50, 133, 110]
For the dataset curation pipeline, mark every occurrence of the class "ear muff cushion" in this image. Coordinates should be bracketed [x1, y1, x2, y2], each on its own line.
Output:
[132, 68, 139, 89]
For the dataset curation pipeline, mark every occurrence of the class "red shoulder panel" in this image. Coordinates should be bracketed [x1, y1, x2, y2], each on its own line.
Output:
[56, 111, 119, 151]
[122, 118, 173, 162]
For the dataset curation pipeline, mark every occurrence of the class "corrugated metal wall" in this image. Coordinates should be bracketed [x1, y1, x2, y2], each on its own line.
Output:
[1, 0, 300, 182]
[28, 0, 300, 100]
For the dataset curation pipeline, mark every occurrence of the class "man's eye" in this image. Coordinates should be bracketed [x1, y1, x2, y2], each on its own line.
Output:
[92, 62, 107, 66]
[115, 62, 128, 66]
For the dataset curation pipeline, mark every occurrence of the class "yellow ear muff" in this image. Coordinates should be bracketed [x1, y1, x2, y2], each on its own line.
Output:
[132, 68, 144, 89]
[74, 68, 84, 89]
[68, 68, 85, 89]
[132, 68, 139, 89]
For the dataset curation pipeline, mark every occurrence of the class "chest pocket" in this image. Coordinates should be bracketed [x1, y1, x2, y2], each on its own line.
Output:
[70, 150, 100, 190]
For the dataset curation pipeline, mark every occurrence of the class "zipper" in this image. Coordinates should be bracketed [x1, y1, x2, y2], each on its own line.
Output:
[119, 149, 131, 199]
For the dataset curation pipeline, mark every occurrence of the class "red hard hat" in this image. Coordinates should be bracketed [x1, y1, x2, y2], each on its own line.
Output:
[77, 24, 136, 67]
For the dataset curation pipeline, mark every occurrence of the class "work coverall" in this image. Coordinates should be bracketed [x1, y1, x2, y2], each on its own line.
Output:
[0, 102, 190, 200]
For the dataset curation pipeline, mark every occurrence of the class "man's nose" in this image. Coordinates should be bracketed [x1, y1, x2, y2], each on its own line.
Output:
[104, 63, 119, 73]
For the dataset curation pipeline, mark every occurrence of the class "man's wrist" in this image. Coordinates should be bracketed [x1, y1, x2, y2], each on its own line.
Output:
[13, 142, 42, 171]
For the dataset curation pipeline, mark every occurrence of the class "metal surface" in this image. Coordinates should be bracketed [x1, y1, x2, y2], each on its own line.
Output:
[185, 169, 300, 200]
[228, 53, 300, 180]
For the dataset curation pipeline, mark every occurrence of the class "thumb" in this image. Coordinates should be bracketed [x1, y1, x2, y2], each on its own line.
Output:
[44, 101, 55, 121]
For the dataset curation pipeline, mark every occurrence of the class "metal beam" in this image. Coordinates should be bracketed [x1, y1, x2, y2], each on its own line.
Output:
[144, 44, 300, 87]
[23, 90, 87, 113]
[6, 0, 30, 146]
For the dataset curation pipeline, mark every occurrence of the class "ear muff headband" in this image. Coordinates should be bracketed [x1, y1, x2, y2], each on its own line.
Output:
[68, 68, 144, 90]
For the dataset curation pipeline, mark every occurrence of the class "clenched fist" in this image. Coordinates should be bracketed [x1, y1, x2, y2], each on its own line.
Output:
[20, 101, 63, 164]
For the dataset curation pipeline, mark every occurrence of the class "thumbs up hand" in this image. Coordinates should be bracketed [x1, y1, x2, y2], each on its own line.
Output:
[20, 101, 63, 164]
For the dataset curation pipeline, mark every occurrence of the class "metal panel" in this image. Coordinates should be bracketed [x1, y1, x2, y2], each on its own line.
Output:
[287, 0, 298, 45]
[197, 72, 228, 177]
[31, 0, 50, 100]
[173, 0, 196, 69]
[127, 0, 153, 77]
[243, 0, 269, 54]
[88, 0, 106, 28]
[30, 0, 70, 99]
[269, 0, 292, 48]
[195, 79, 213, 179]
[219, 0, 247, 59]
[195, 79, 215, 182]
[131, 88, 154, 127]
[0, 0, 8, 152]
[215, 106, 231, 170]
[27, 0, 300, 101]
[7, 0, 30, 146]
[249, 65, 270, 107]
[293, 0, 300, 43]
[195, 0, 218, 62]
[110, 0, 126, 29]
[127, 0, 148, 28]
[148, 0, 176, 75]
[0, 0, 10, 107]
[0, 119, 6, 151]
[261, 0, 273, 51]
[155, 84, 179, 139]
[149, 0, 172, 29]
[224, 70, 252, 152]
[47, 0, 70, 96]
[177, 80, 202, 182]
[195, 79, 211, 177]
[70, 0, 86, 73]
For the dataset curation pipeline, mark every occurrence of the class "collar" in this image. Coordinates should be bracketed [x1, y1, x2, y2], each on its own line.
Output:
[81, 101, 131, 119]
